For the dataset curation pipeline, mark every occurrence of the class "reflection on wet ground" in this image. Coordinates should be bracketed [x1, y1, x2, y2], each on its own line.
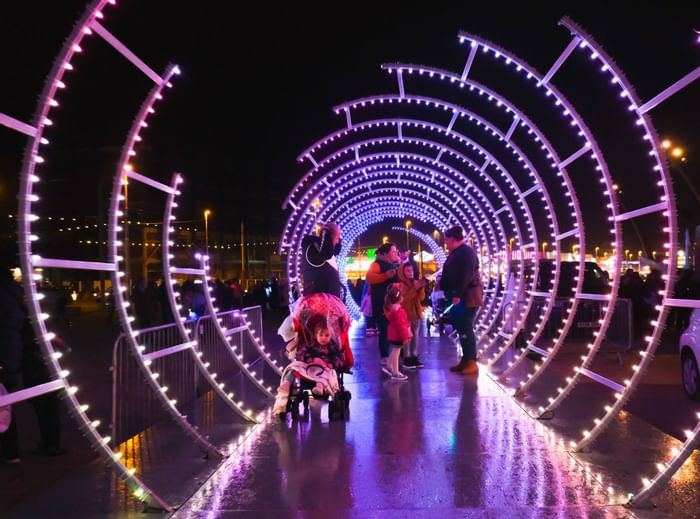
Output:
[175, 323, 638, 518]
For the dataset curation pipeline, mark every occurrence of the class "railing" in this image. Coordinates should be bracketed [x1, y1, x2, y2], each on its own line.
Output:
[519, 297, 633, 360]
[110, 306, 270, 445]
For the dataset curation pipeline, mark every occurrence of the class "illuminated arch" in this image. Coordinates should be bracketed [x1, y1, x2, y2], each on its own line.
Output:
[281, 18, 697, 506]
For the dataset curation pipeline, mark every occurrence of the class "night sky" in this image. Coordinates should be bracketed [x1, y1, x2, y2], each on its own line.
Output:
[1, 1, 698, 254]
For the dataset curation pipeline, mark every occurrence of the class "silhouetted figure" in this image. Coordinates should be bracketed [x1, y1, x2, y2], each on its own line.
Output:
[132, 278, 150, 328]
[54, 289, 71, 327]
[269, 277, 281, 311]
[158, 279, 174, 323]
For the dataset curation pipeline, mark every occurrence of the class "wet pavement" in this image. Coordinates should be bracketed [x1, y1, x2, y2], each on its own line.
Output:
[174, 324, 643, 518]
[4, 314, 699, 518]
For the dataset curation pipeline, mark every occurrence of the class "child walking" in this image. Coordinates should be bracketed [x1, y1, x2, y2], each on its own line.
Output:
[382, 284, 411, 381]
[397, 263, 426, 368]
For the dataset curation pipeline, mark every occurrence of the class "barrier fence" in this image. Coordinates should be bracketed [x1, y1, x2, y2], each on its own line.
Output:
[110, 306, 270, 445]
[498, 297, 633, 361]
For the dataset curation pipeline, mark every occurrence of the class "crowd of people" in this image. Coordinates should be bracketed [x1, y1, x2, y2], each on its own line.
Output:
[292, 222, 484, 389]
[127, 275, 290, 329]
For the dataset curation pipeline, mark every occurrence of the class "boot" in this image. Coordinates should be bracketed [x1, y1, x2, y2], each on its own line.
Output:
[449, 358, 470, 372]
[460, 360, 479, 375]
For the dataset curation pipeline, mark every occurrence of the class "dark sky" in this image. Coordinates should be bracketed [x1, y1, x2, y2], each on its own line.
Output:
[1, 1, 698, 252]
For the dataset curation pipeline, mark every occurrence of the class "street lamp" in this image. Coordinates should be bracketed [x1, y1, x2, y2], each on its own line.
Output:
[204, 209, 212, 253]
[404, 219, 412, 250]
[541, 242, 548, 258]
[652, 250, 657, 261]
[638, 250, 643, 260]
[663, 138, 698, 206]
[572, 244, 579, 259]
[594, 246, 600, 259]
[382, 236, 389, 245]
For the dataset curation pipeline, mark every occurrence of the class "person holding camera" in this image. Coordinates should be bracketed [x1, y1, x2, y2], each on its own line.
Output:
[301, 222, 343, 299]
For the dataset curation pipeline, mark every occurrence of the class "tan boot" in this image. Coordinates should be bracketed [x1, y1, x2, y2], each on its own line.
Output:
[460, 360, 479, 375]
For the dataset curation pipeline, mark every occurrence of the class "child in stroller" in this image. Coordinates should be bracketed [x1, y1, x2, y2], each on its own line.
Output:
[429, 288, 453, 333]
[274, 292, 353, 421]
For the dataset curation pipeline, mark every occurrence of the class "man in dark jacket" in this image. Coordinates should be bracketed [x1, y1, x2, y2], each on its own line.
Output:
[439, 226, 479, 374]
[301, 223, 342, 299]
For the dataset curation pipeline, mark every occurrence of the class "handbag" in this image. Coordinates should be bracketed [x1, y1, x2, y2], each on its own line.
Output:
[467, 283, 484, 308]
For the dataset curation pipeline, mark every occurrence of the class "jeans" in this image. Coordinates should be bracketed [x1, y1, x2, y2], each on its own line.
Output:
[405, 319, 421, 357]
[451, 300, 478, 361]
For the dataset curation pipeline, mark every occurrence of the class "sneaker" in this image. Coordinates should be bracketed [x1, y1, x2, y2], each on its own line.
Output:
[390, 371, 408, 381]
[403, 356, 417, 369]
[460, 360, 479, 375]
[413, 356, 425, 368]
[381, 366, 393, 377]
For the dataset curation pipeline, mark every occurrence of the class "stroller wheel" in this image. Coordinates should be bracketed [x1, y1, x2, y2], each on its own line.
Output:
[328, 400, 339, 421]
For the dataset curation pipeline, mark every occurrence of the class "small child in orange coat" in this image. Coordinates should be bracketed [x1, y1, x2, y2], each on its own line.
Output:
[383, 284, 411, 381]
[397, 263, 427, 368]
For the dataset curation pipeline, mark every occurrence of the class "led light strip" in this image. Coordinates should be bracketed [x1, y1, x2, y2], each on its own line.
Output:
[17, 0, 171, 510]
[371, 62, 586, 372]
[454, 32, 623, 419]
[376, 65, 581, 361]
[237, 306, 284, 376]
[556, 18, 695, 506]
[289, 80, 587, 352]
[161, 176, 265, 420]
[108, 75, 233, 467]
[283, 157, 508, 280]
[285, 139, 530, 336]
[195, 254, 277, 396]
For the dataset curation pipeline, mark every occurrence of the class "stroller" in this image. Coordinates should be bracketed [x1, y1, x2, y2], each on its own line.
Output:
[275, 293, 353, 421]
[429, 288, 453, 333]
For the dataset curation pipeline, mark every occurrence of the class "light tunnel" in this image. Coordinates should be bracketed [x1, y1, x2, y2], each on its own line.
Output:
[3, 0, 699, 511]
[280, 17, 699, 508]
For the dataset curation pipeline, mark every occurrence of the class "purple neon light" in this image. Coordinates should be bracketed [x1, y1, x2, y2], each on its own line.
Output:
[109, 81, 226, 459]
[452, 33, 615, 406]
[282, 148, 528, 338]
[558, 17, 684, 502]
[161, 175, 263, 422]
[17, 0, 170, 509]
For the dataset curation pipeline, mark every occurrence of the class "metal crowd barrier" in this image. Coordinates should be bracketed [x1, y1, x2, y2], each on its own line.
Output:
[518, 297, 633, 362]
[110, 306, 265, 445]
